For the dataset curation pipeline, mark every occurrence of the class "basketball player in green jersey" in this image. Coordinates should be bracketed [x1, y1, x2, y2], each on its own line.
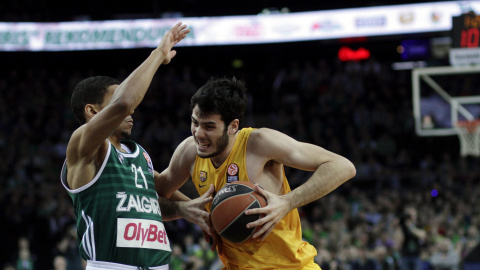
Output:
[60, 23, 214, 270]
[156, 77, 356, 269]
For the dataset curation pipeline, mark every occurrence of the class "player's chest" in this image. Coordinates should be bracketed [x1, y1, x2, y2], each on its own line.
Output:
[247, 162, 284, 195]
[198, 161, 284, 195]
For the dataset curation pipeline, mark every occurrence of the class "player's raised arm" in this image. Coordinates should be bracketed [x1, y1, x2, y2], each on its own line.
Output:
[66, 23, 189, 189]
[76, 22, 189, 158]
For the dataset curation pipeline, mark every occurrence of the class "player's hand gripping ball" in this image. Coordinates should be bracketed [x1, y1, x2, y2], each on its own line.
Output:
[210, 181, 267, 243]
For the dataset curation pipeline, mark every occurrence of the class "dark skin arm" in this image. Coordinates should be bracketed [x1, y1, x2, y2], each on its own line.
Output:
[154, 137, 223, 254]
[66, 22, 190, 190]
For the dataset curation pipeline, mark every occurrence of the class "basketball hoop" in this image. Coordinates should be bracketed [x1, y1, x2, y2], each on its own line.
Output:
[455, 120, 480, 157]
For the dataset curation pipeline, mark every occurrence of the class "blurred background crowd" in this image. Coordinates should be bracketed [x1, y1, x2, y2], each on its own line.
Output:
[2, 47, 480, 270]
[2, 0, 480, 270]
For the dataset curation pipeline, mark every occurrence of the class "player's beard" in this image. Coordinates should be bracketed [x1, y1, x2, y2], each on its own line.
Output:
[198, 128, 229, 159]
[121, 130, 131, 139]
[119, 120, 133, 140]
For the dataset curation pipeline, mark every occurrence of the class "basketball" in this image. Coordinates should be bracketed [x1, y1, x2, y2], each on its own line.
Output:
[210, 181, 268, 243]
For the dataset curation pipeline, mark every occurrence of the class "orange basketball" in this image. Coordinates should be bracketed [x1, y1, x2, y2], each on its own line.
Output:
[210, 181, 267, 243]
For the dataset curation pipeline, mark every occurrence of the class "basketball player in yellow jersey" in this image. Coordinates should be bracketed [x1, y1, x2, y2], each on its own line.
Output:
[156, 77, 356, 269]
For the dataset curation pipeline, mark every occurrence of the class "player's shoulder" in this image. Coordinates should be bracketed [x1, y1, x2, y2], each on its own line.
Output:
[180, 136, 196, 149]
[174, 136, 197, 159]
[70, 124, 86, 140]
[248, 128, 296, 154]
[247, 128, 276, 149]
[67, 124, 108, 161]
[66, 125, 86, 154]
[249, 127, 283, 141]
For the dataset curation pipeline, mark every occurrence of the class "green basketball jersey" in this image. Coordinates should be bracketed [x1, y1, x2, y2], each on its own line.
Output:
[61, 140, 171, 268]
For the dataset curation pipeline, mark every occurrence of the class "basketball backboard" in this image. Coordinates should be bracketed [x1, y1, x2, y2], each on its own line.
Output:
[412, 65, 480, 137]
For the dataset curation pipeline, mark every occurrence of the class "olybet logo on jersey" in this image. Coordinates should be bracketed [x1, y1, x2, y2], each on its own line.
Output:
[117, 218, 171, 251]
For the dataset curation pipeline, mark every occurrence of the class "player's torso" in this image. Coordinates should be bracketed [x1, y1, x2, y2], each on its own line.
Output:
[191, 128, 317, 269]
[61, 140, 171, 267]
[245, 156, 286, 196]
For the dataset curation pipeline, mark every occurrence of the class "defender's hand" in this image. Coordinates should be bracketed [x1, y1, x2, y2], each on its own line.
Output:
[202, 229, 223, 255]
[178, 184, 214, 235]
[158, 22, 190, 65]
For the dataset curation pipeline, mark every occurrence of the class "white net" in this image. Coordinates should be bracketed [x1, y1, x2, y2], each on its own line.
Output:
[455, 120, 480, 157]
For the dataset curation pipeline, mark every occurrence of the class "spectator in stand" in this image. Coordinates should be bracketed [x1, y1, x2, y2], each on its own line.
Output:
[400, 206, 427, 270]
[429, 238, 460, 270]
[52, 256, 67, 270]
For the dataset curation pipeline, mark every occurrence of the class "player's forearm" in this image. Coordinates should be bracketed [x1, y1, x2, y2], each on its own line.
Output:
[158, 197, 181, 221]
[158, 190, 191, 221]
[284, 157, 355, 209]
[109, 49, 166, 113]
[169, 190, 191, 201]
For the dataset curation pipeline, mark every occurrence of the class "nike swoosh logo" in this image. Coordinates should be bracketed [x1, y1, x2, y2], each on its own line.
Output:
[199, 184, 206, 188]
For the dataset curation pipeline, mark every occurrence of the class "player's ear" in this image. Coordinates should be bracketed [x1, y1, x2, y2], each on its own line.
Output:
[228, 119, 239, 135]
[85, 104, 100, 120]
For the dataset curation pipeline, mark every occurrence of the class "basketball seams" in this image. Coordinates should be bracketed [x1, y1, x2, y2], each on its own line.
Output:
[250, 191, 267, 207]
[211, 184, 254, 211]
[211, 192, 253, 211]
[219, 200, 260, 244]
[218, 199, 257, 234]
[211, 181, 266, 243]
[212, 181, 255, 210]
[211, 193, 255, 232]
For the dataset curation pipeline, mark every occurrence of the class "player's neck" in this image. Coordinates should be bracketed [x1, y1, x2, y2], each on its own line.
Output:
[108, 136, 126, 153]
[210, 132, 238, 168]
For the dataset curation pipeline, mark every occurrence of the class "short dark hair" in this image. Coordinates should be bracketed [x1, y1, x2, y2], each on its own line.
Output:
[190, 77, 248, 126]
[71, 76, 120, 124]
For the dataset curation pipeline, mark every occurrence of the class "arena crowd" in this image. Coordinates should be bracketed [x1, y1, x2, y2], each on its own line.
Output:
[1, 43, 480, 270]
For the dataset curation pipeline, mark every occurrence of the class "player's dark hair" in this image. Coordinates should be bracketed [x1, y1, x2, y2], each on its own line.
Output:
[71, 76, 120, 125]
[190, 77, 248, 126]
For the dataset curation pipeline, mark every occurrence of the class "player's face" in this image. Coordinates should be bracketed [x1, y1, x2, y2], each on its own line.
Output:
[101, 85, 134, 139]
[191, 105, 229, 159]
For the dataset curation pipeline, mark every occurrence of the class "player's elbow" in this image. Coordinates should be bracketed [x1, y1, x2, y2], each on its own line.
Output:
[341, 157, 356, 181]
[158, 190, 173, 200]
[155, 172, 175, 200]
[111, 99, 135, 116]
[155, 181, 173, 200]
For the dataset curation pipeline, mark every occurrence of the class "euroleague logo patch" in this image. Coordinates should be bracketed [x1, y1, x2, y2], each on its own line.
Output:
[118, 153, 124, 164]
[143, 152, 154, 174]
[226, 163, 239, 183]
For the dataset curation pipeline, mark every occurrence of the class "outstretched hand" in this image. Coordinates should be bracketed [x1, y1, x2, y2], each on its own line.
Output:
[158, 22, 190, 65]
[244, 184, 292, 241]
[202, 229, 223, 255]
[178, 184, 215, 236]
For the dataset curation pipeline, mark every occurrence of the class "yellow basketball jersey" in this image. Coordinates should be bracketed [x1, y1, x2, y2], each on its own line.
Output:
[192, 128, 319, 269]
